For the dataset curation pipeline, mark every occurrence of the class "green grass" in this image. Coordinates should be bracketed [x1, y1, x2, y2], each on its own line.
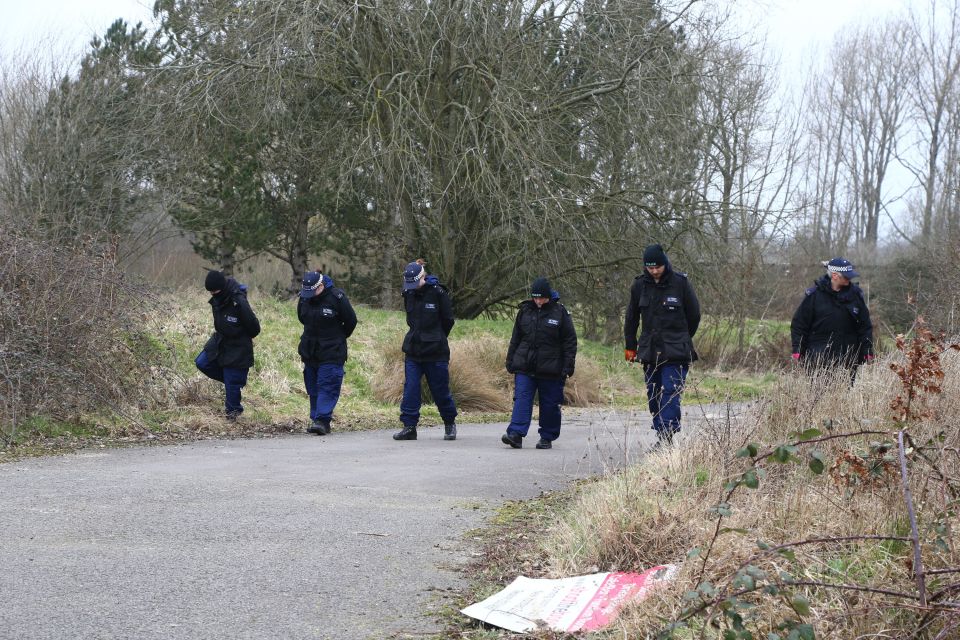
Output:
[4, 290, 780, 457]
[686, 370, 779, 403]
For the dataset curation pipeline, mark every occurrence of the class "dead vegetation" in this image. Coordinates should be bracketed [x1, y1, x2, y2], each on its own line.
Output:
[0, 229, 176, 446]
[536, 322, 960, 638]
[370, 332, 603, 412]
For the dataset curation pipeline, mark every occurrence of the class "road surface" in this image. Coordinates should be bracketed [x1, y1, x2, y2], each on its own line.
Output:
[0, 404, 743, 639]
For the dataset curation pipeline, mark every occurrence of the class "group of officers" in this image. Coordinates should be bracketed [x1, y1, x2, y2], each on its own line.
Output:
[195, 245, 874, 449]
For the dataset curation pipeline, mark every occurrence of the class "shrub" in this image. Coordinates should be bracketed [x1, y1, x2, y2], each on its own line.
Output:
[371, 333, 511, 412]
[370, 331, 603, 411]
[0, 229, 170, 444]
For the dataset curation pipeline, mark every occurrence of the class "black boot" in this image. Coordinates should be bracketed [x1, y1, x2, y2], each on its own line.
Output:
[318, 418, 332, 435]
[443, 422, 457, 441]
[535, 438, 552, 449]
[501, 432, 523, 449]
[306, 420, 324, 435]
[650, 430, 674, 452]
[393, 425, 417, 440]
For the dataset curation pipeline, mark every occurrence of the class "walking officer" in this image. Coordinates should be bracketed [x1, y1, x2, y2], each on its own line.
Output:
[298, 271, 358, 435]
[790, 257, 874, 379]
[500, 277, 577, 450]
[624, 244, 701, 449]
[392, 259, 459, 441]
[195, 270, 261, 420]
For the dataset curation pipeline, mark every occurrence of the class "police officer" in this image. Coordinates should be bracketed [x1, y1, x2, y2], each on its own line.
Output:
[195, 270, 261, 420]
[393, 259, 458, 441]
[298, 271, 358, 435]
[501, 277, 577, 450]
[790, 258, 874, 376]
[624, 244, 701, 448]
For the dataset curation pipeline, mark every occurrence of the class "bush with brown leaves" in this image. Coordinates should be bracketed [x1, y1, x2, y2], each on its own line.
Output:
[0, 229, 171, 444]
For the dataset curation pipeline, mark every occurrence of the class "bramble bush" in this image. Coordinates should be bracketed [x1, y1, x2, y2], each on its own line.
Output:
[0, 227, 171, 445]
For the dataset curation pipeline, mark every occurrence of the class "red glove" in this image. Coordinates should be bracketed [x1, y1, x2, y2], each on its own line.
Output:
[865, 354, 874, 362]
[625, 349, 637, 362]
[791, 353, 801, 361]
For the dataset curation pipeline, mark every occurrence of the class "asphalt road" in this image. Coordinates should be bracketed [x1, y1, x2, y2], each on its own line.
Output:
[0, 404, 738, 640]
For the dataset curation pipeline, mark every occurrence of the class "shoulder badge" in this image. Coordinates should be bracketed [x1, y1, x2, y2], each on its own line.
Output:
[805, 287, 815, 296]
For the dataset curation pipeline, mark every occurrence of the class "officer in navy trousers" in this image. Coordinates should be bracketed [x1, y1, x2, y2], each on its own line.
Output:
[624, 244, 701, 449]
[500, 277, 577, 450]
[393, 259, 458, 442]
[196, 270, 261, 420]
[298, 271, 357, 435]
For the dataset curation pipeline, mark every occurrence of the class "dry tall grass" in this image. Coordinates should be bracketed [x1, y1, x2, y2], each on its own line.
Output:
[544, 344, 960, 638]
[370, 332, 604, 411]
[371, 333, 510, 411]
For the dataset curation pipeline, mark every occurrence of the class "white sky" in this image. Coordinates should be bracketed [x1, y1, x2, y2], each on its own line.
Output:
[0, 0, 920, 67]
[0, 0, 156, 61]
[735, 0, 917, 84]
[0, 0, 924, 79]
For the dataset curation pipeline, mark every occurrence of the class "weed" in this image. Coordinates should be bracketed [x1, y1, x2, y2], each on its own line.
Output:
[491, 321, 960, 638]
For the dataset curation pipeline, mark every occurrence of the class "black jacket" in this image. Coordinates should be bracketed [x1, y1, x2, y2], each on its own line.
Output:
[401, 278, 455, 362]
[506, 299, 577, 379]
[791, 275, 873, 366]
[203, 278, 261, 369]
[297, 284, 358, 366]
[624, 266, 701, 365]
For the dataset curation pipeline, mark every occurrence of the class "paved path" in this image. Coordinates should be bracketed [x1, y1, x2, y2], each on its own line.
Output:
[0, 404, 741, 640]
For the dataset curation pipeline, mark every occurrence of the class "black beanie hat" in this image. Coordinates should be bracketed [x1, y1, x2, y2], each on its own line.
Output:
[530, 277, 552, 298]
[642, 244, 668, 267]
[204, 270, 227, 292]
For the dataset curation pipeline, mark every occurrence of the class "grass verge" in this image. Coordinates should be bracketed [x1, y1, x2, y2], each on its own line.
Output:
[442, 332, 960, 638]
[2, 289, 777, 460]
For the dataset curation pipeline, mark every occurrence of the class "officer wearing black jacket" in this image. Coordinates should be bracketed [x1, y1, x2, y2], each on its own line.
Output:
[393, 260, 459, 441]
[501, 277, 577, 450]
[196, 270, 261, 420]
[791, 258, 873, 375]
[298, 271, 358, 435]
[624, 244, 700, 448]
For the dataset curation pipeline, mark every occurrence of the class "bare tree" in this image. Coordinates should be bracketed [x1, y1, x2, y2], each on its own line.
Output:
[690, 39, 804, 355]
[838, 21, 914, 250]
[0, 21, 167, 257]
[799, 66, 857, 255]
[798, 20, 914, 254]
[904, 0, 960, 240]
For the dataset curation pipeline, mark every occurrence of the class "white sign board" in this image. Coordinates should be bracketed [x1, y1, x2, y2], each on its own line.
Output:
[461, 565, 678, 633]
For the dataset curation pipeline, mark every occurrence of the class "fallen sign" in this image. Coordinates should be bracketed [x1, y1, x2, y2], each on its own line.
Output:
[461, 565, 678, 633]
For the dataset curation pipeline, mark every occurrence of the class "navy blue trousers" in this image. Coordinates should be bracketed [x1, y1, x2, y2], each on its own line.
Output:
[400, 359, 458, 427]
[303, 364, 344, 423]
[195, 351, 249, 416]
[506, 373, 565, 442]
[643, 362, 688, 434]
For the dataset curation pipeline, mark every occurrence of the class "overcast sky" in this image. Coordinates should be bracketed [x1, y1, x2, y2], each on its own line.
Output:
[0, 0, 155, 61]
[755, 0, 912, 74]
[0, 0, 918, 67]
